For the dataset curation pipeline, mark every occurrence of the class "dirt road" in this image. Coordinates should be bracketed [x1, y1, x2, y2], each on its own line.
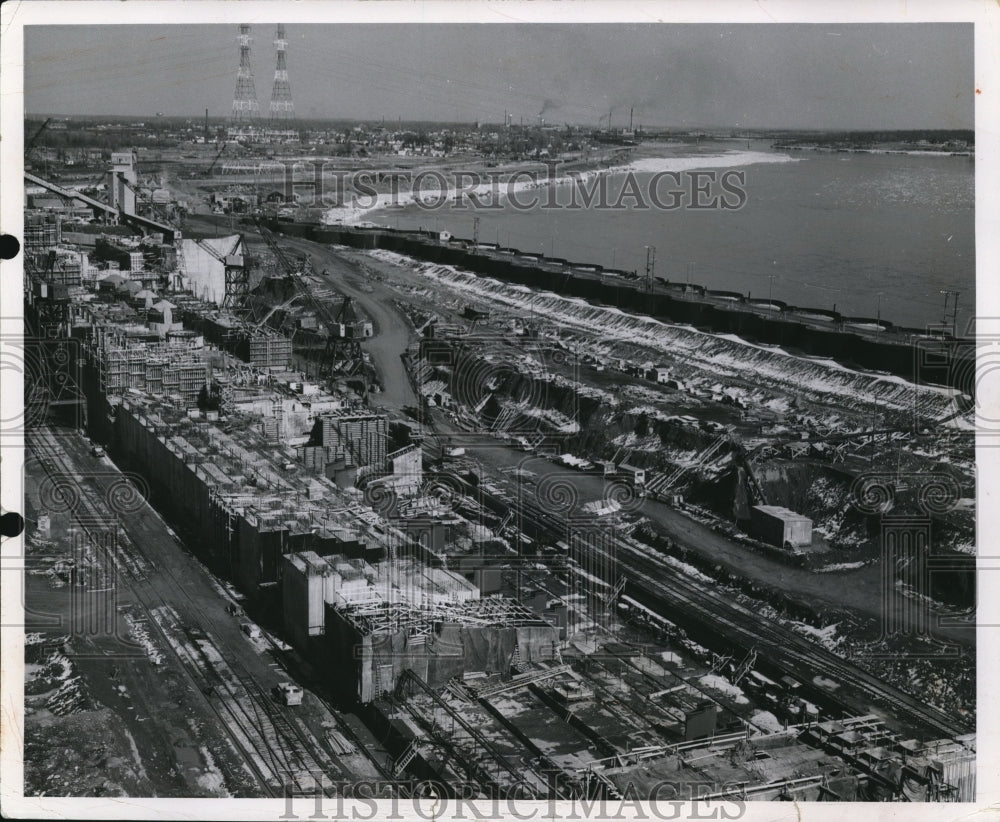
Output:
[429, 429, 974, 649]
[279, 236, 418, 412]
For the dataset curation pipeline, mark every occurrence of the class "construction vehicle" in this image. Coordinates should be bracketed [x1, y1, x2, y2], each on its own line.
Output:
[273, 682, 303, 706]
[240, 621, 262, 639]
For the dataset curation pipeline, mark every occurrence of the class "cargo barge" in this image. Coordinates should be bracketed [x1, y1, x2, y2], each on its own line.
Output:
[265, 220, 974, 394]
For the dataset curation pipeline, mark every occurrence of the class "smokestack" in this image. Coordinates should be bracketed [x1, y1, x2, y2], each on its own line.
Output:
[630, 107, 633, 132]
[205, 108, 209, 142]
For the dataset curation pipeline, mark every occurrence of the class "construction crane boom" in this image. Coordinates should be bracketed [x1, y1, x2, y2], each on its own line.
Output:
[249, 215, 367, 373]
[27, 118, 52, 152]
[254, 293, 304, 330]
[205, 142, 228, 176]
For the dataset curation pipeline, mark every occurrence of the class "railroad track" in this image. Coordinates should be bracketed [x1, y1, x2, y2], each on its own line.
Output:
[36, 425, 402, 792]
[497, 476, 970, 740]
[615, 538, 969, 739]
[27, 429, 282, 796]
[26, 426, 353, 797]
[28, 428, 154, 584]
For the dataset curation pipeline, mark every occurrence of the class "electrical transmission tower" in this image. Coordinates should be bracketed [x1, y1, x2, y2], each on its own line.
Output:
[269, 24, 295, 123]
[231, 24, 260, 125]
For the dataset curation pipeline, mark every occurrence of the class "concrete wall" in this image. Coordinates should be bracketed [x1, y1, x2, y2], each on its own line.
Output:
[285, 220, 969, 390]
[180, 236, 240, 305]
[282, 551, 336, 650]
[322, 604, 558, 704]
[113, 401, 236, 571]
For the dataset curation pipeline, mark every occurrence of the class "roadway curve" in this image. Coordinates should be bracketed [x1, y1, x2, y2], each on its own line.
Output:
[280, 235, 418, 412]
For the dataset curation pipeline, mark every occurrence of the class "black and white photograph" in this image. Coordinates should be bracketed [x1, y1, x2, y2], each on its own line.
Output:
[1, 1, 996, 818]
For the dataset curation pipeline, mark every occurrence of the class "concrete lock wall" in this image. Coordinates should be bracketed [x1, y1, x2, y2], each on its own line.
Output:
[114, 403, 235, 568]
[280, 220, 969, 391]
[322, 609, 558, 704]
[282, 553, 330, 651]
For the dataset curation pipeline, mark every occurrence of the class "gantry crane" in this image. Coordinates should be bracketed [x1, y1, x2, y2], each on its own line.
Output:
[249, 216, 371, 375]
[192, 235, 250, 315]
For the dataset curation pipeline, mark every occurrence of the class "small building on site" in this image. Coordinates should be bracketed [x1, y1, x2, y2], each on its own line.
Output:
[750, 505, 813, 548]
[618, 462, 646, 486]
[650, 364, 671, 384]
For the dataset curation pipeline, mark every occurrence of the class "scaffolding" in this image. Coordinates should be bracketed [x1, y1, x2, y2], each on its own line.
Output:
[340, 594, 551, 636]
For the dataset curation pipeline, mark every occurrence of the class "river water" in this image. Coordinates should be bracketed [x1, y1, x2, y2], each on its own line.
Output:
[373, 139, 974, 332]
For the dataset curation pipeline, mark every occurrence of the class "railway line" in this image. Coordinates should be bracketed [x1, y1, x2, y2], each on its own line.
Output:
[477, 469, 970, 740]
[612, 538, 970, 738]
[26, 426, 386, 797]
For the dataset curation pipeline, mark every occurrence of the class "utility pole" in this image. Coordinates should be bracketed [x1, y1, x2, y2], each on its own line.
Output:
[472, 216, 480, 247]
[644, 246, 656, 293]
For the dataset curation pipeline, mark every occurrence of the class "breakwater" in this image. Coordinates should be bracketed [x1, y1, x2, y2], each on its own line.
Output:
[266, 220, 973, 393]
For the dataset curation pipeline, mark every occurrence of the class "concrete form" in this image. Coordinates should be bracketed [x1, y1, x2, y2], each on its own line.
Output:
[325, 593, 560, 703]
[113, 394, 383, 598]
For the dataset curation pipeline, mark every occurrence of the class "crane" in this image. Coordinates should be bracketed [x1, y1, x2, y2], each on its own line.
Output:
[204, 141, 228, 177]
[249, 215, 371, 376]
[26, 118, 52, 153]
[192, 235, 251, 315]
[253, 218, 302, 277]
[330, 296, 366, 360]
[253, 293, 304, 331]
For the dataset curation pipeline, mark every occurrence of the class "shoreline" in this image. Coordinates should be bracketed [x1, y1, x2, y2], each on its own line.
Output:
[774, 144, 973, 157]
[267, 218, 973, 393]
[320, 149, 799, 226]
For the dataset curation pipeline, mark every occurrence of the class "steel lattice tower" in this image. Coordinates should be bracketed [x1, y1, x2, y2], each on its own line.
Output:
[231, 24, 260, 122]
[269, 24, 295, 121]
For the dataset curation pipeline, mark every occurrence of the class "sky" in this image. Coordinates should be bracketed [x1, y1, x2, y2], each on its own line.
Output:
[23, 23, 973, 130]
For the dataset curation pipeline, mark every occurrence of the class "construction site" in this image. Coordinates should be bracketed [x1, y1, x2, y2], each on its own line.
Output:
[16, 22, 978, 808]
